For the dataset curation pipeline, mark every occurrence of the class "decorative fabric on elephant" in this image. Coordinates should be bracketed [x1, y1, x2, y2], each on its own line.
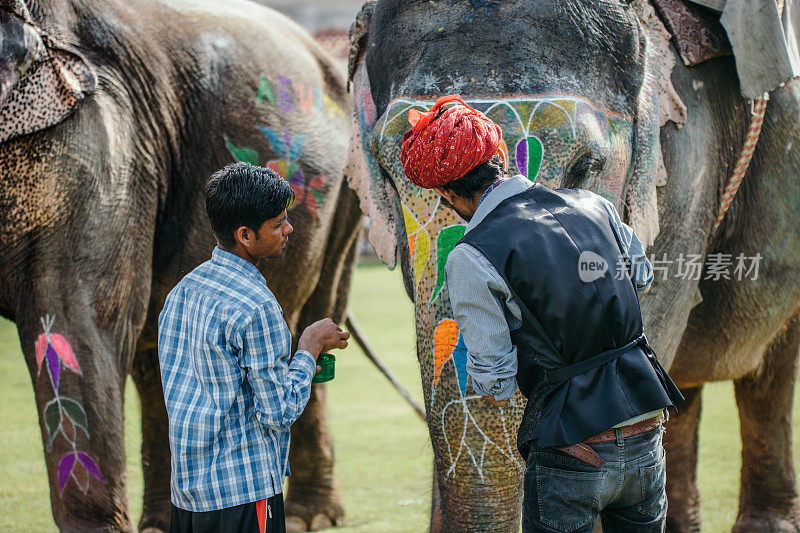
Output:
[0, 0, 96, 144]
[35, 315, 105, 494]
[651, 0, 732, 66]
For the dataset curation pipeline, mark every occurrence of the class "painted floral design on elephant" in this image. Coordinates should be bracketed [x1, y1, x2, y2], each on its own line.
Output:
[36, 315, 105, 494]
[224, 73, 345, 219]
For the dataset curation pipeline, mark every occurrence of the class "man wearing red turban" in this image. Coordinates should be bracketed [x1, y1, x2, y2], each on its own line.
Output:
[401, 95, 682, 533]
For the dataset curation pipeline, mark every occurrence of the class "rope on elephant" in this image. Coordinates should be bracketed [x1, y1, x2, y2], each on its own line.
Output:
[713, 95, 768, 233]
[714, 0, 785, 234]
[344, 311, 427, 421]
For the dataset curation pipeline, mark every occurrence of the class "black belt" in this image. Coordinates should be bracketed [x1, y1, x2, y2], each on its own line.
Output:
[544, 333, 646, 383]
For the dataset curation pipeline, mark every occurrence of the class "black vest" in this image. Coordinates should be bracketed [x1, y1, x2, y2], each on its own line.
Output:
[460, 184, 683, 453]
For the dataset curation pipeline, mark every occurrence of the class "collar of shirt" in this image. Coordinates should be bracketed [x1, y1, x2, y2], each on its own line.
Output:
[477, 177, 507, 206]
[211, 246, 267, 286]
[465, 174, 534, 234]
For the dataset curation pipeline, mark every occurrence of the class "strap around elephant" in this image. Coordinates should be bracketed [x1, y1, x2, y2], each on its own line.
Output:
[545, 333, 646, 384]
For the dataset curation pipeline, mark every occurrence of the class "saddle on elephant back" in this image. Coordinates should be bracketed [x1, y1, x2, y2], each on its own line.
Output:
[651, 0, 800, 98]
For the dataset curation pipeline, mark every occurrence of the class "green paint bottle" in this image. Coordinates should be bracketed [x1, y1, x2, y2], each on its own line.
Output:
[312, 353, 335, 383]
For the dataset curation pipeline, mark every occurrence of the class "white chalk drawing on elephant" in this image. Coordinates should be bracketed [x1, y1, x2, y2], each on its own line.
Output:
[36, 315, 106, 494]
[432, 318, 523, 480]
[223, 73, 346, 219]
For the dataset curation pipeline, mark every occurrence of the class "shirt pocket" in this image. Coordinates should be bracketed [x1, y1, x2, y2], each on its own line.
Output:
[535, 464, 607, 532]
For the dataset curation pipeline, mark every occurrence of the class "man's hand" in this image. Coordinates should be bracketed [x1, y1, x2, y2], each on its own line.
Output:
[298, 318, 350, 359]
[482, 395, 508, 408]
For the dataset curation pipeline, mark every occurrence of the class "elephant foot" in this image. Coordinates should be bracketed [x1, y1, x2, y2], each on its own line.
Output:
[137, 503, 170, 533]
[665, 512, 700, 533]
[733, 512, 800, 533]
[285, 497, 343, 531]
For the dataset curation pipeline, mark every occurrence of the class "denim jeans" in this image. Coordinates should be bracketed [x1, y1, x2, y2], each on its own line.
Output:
[522, 426, 666, 533]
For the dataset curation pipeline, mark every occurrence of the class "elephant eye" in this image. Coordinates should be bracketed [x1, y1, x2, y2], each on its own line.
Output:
[563, 151, 606, 189]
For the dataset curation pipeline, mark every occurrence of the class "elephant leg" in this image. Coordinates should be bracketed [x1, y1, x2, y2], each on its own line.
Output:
[665, 386, 702, 533]
[285, 185, 362, 531]
[733, 312, 800, 532]
[19, 310, 136, 532]
[286, 383, 343, 532]
[131, 346, 171, 533]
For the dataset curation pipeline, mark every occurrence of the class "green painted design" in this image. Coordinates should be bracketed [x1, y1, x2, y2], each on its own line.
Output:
[256, 74, 276, 104]
[224, 136, 259, 166]
[429, 225, 467, 306]
[61, 397, 88, 435]
[526, 137, 543, 181]
[44, 399, 61, 444]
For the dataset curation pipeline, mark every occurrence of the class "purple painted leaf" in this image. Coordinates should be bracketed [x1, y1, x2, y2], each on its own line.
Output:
[77, 453, 106, 482]
[58, 453, 76, 492]
[46, 343, 60, 388]
[289, 169, 304, 187]
[515, 138, 527, 178]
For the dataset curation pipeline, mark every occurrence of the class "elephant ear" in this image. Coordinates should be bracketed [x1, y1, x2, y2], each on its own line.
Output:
[345, 6, 399, 269]
[0, 0, 96, 144]
[347, 1, 375, 92]
[625, 2, 687, 247]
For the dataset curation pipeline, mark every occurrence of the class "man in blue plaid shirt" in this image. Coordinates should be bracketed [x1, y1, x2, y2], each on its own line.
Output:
[158, 163, 349, 533]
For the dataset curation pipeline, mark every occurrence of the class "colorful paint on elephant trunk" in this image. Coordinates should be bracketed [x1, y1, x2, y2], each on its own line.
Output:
[431, 319, 522, 481]
[35, 315, 105, 494]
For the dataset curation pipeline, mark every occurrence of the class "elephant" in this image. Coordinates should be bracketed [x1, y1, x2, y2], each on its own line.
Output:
[345, 0, 800, 531]
[0, 0, 361, 530]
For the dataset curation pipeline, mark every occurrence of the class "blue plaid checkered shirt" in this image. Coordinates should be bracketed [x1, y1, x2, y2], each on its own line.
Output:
[158, 247, 315, 512]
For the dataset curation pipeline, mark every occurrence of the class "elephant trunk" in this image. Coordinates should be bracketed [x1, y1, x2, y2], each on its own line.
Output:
[435, 466, 522, 532]
[418, 311, 525, 531]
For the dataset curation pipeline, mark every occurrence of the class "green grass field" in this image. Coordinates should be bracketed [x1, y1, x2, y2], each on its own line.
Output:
[0, 263, 798, 532]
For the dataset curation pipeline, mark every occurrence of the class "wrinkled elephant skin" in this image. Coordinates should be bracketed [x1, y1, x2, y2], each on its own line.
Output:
[0, 0, 361, 530]
[346, 0, 800, 531]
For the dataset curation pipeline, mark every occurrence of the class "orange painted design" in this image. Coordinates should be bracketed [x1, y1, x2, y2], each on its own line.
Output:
[408, 233, 417, 258]
[497, 139, 509, 171]
[433, 319, 459, 387]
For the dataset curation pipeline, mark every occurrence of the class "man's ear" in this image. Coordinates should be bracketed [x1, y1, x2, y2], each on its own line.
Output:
[233, 226, 252, 248]
[433, 187, 452, 204]
[0, 2, 96, 144]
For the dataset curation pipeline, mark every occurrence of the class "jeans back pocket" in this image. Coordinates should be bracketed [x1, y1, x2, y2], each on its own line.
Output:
[637, 454, 667, 520]
[535, 464, 608, 532]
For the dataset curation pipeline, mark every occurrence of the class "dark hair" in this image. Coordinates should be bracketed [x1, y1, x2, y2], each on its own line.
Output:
[205, 162, 295, 248]
[441, 154, 505, 199]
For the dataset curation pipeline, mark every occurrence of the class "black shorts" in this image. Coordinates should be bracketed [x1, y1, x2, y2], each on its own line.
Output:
[169, 493, 285, 533]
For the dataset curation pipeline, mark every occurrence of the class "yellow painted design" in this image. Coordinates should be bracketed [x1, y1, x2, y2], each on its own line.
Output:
[529, 103, 569, 129]
[414, 227, 431, 288]
[401, 203, 420, 235]
[323, 94, 345, 117]
[553, 99, 577, 114]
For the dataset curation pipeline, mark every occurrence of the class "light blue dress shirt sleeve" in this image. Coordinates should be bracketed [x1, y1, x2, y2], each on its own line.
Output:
[445, 244, 520, 401]
[600, 199, 654, 294]
[239, 300, 316, 431]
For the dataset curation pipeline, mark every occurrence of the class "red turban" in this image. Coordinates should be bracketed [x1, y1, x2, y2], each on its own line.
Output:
[400, 94, 503, 189]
